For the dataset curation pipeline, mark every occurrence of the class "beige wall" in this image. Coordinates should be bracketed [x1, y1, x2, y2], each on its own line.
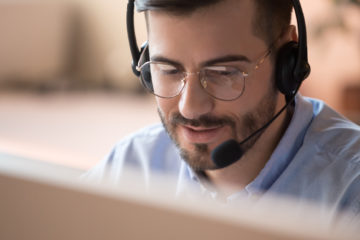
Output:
[299, 0, 360, 113]
[68, 0, 147, 89]
[0, 1, 73, 83]
[0, 0, 147, 90]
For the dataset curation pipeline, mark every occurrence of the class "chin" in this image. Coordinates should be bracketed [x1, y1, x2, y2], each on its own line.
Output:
[177, 142, 218, 170]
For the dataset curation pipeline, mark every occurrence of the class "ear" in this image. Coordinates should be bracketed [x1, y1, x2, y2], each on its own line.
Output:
[285, 25, 298, 42]
[276, 25, 298, 48]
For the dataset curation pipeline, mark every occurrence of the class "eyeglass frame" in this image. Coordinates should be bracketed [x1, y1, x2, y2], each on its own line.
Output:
[136, 44, 273, 101]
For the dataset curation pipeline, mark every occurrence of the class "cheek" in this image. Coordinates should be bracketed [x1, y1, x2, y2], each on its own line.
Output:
[258, 61, 276, 89]
[241, 64, 275, 108]
[156, 97, 178, 120]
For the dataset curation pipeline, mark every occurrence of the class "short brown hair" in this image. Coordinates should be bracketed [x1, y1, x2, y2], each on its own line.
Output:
[135, 0, 293, 45]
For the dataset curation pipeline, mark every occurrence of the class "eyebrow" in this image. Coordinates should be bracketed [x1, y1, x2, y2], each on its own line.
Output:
[150, 54, 251, 68]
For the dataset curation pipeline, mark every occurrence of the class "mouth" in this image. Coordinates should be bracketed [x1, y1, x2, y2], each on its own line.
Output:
[179, 124, 224, 144]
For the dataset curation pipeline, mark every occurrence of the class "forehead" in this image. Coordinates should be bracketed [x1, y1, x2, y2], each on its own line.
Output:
[145, 0, 266, 65]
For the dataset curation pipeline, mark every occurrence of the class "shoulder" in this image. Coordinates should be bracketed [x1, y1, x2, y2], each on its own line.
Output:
[113, 123, 171, 150]
[289, 97, 360, 213]
[83, 123, 183, 182]
[304, 97, 360, 158]
[110, 122, 180, 166]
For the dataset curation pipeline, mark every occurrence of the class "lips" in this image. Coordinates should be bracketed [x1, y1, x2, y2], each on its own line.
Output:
[180, 125, 224, 144]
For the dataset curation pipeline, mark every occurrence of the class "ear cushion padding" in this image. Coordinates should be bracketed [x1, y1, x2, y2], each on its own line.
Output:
[141, 70, 154, 91]
[275, 41, 300, 95]
[138, 42, 153, 91]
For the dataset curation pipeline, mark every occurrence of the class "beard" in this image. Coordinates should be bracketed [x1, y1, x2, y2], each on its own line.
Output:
[158, 86, 278, 171]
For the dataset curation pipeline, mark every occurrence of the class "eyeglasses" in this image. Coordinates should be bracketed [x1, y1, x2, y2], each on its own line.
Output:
[136, 47, 272, 101]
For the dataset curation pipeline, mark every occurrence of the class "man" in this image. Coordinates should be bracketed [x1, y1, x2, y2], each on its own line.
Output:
[86, 0, 360, 217]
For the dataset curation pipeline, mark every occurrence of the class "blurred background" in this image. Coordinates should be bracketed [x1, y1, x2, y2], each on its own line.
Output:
[0, 0, 359, 170]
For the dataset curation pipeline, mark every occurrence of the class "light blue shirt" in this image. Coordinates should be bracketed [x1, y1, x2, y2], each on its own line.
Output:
[85, 95, 360, 217]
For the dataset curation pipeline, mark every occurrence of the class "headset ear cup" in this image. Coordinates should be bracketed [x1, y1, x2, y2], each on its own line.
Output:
[133, 41, 150, 76]
[275, 41, 300, 96]
[138, 42, 153, 91]
[140, 70, 153, 91]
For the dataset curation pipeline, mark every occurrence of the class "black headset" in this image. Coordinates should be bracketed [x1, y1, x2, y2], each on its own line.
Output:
[126, 0, 311, 97]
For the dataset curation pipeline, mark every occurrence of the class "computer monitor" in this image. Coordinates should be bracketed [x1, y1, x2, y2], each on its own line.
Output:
[0, 153, 358, 240]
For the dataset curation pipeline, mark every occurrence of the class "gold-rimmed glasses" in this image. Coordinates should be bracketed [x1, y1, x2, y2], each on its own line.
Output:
[136, 46, 272, 101]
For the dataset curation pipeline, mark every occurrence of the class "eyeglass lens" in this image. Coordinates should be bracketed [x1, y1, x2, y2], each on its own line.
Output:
[140, 62, 245, 101]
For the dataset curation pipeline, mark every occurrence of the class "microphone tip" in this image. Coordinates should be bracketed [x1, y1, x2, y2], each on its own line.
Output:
[211, 139, 244, 169]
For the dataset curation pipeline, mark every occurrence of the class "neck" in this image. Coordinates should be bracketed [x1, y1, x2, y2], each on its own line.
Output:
[205, 98, 294, 197]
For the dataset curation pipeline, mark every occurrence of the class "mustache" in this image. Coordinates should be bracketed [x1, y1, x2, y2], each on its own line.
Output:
[170, 112, 235, 128]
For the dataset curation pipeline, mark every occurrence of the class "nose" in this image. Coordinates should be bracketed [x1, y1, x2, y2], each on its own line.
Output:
[178, 73, 214, 120]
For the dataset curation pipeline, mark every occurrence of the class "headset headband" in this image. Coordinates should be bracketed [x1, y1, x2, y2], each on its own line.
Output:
[127, 0, 140, 76]
[290, 0, 310, 82]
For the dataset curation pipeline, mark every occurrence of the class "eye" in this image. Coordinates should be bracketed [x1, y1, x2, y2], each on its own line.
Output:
[156, 63, 180, 75]
[204, 66, 240, 77]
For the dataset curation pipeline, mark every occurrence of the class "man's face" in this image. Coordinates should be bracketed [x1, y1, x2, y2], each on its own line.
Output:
[147, 0, 280, 170]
